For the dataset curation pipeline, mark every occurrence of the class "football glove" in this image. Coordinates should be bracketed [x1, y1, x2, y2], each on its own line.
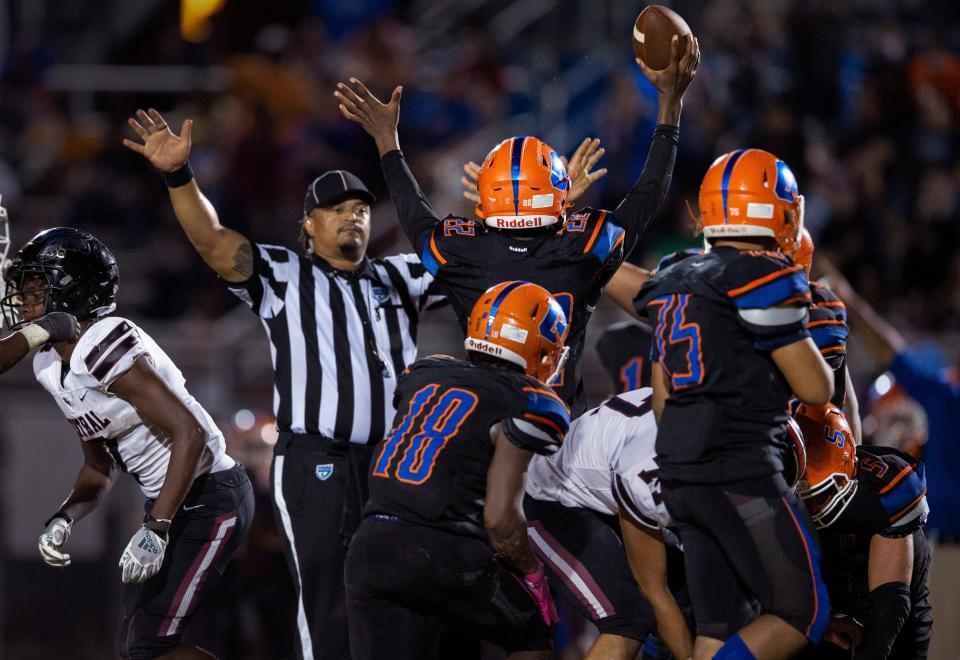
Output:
[39, 514, 72, 568]
[523, 562, 559, 626]
[119, 526, 168, 584]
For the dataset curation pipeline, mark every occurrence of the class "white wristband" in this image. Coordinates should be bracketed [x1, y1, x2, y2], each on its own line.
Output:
[19, 323, 50, 350]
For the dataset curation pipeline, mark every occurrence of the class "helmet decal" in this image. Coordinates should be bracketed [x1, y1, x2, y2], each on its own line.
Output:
[511, 136, 527, 216]
[538, 298, 567, 345]
[484, 280, 525, 339]
[548, 151, 568, 191]
[720, 148, 747, 223]
[775, 160, 799, 202]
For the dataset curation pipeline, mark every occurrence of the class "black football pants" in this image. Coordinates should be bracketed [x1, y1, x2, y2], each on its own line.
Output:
[270, 432, 374, 660]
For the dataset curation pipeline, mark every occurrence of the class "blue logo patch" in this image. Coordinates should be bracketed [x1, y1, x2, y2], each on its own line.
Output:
[316, 464, 334, 481]
[774, 160, 799, 202]
[372, 287, 391, 304]
[549, 151, 569, 191]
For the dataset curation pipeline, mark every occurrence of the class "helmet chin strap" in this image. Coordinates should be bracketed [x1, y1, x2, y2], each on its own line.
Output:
[545, 346, 570, 386]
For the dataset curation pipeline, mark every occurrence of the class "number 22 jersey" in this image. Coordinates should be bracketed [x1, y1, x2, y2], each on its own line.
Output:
[636, 247, 813, 485]
[364, 355, 570, 539]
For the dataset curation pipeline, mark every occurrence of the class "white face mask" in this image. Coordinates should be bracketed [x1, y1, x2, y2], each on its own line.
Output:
[545, 346, 570, 386]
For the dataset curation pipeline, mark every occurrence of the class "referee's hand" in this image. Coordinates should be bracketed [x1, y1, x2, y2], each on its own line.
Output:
[123, 108, 193, 174]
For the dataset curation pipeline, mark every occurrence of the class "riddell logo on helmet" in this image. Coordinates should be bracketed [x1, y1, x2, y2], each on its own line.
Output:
[494, 217, 546, 229]
[466, 338, 502, 356]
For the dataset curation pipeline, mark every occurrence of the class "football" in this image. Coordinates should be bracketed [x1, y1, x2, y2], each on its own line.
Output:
[633, 5, 692, 70]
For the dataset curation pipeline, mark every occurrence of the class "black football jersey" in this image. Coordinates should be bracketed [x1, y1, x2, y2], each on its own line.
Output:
[416, 210, 624, 411]
[380, 128, 679, 413]
[365, 355, 570, 539]
[808, 281, 849, 406]
[636, 246, 812, 484]
[595, 321, 653, 393]
[817, 446, 932, 640]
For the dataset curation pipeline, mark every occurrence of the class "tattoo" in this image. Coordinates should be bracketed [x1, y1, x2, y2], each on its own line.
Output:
[233, 242, 253, 278]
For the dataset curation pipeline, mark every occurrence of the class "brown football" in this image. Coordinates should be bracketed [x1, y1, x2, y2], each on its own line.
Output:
[633, 5, 692, 71]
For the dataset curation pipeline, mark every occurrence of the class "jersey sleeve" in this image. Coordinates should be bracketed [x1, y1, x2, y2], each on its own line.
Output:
[808, 282, 848, 362]
[380, 149, 443, 258]
[74, 318, 147, 388]
[380, 253, 448, 313]
[724, 252, 812, 351]
[612, 125, 680, 255]
[225, 243, 293, 319]
[501, 382, 570, 456]
[859, 447, 929, 538]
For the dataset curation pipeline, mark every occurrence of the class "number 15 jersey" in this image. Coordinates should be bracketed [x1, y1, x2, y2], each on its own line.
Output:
[364, 356, 570, 539]
[636, 246, 813, 485]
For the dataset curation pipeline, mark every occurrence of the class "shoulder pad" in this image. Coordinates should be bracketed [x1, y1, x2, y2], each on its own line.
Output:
[655, 248, 703, 274]
[857, 446, 929, 537]
[502, 381, 570, 455]
[71, 317, 145, 387]
[724, 251, 810, 309]
[810, 281, 848, 323]
[420, 215, 481, 275]
[561, 208, 625, 262]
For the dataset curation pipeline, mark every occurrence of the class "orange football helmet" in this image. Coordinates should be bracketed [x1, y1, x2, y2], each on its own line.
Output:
[793, 403, 858, 529]
[698, 149, 804, 251]
[465, 280, 570, 385]
[475, 136, 570, 230]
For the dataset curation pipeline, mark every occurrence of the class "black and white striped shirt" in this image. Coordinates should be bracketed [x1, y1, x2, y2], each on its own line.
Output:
[228, 243, 443, 445]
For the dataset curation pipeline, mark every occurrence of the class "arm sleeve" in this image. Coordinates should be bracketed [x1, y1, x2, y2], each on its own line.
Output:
[855, 581, 912, 659]
[613, 125, 680, 255]
[225, 243, 292, 319]
[380, 149, 443, 258]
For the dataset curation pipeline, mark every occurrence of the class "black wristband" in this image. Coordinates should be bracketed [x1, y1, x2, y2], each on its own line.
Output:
[144, 515, 172, 538]
[44, 511, 73, 528]
[163, 162, 194, 188]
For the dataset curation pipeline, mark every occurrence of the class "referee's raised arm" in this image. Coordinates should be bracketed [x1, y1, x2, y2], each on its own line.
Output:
[123, 108, 253, 283]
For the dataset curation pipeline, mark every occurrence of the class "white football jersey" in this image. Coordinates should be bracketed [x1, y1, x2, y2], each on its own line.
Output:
[526, 388, 671, 529]
[33, 316, 233, 499]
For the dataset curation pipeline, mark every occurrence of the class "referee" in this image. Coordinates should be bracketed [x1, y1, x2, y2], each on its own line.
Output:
[124, 109, 442, 659]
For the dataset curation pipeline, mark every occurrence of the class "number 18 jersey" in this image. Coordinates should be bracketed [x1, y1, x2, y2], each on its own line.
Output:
[364, 356, 570, 539]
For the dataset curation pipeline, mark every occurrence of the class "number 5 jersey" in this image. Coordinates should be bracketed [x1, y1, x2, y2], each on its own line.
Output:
[364, 355, 571, 539]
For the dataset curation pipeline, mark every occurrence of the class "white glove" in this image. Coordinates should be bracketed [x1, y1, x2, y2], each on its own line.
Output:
[39, 515, 72, 567]
[119, 526, 168, 584]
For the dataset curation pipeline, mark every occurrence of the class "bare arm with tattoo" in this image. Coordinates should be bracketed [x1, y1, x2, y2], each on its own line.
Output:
[123, 109, 253, 283]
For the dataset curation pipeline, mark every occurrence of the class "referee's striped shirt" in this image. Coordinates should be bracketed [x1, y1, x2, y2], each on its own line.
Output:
[228, 243, 444, 445]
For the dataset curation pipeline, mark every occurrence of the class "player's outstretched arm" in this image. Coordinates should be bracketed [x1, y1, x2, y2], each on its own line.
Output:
[336, 79, 442, 254]
[613, 35, 700, 250]
[0, 312, 78, 375]
[603, 263, 651, 318]
[772, 338, 834, 405]
[123, 109, 253, 283]
[620, 515, 693, 660]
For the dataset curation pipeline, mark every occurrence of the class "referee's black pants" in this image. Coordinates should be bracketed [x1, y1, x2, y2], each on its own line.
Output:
[270, 432, 374, 660]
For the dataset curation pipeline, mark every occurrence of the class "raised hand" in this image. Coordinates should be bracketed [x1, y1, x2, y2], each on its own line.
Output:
[460, 161, 482, 205]
[123, 109, 192, 173]
[636, 34, 700, 126]
[334, 78, 403, 156]
[459, 138, 608, 209]
[564, 137, 608, 204]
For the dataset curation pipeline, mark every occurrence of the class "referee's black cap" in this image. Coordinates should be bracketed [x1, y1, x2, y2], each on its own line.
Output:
[303, 170, 376, 215]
